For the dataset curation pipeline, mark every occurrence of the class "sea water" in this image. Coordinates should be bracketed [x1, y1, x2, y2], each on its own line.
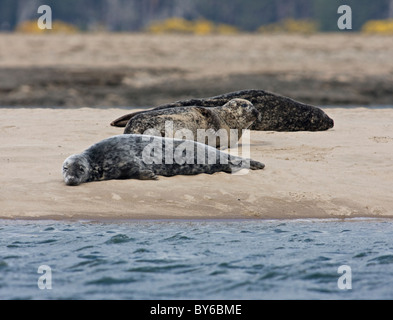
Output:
[0, 218, 392, 300]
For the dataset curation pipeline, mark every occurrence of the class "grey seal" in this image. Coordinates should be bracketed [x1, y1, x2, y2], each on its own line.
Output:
[111, 89, 334, 131]
[62, 134, 265, 186]
[123, 98, 260, 149]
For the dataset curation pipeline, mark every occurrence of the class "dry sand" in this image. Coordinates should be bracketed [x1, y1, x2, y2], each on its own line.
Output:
[1, 106, 392, 220]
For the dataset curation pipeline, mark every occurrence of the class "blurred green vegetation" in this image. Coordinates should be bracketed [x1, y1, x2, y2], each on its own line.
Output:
[1, 0, 392, 33]
[146, 18, 240, 35]
[16, 20, 79, 33]
[257, 19, 318, 34]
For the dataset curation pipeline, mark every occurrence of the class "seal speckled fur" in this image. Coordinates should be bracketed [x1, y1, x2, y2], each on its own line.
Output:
[123, 98, 260, 149]
[111, 89, 334, 131]
[62, 134, 265, 186]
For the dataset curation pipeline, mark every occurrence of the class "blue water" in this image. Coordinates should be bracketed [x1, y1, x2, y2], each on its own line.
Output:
[0, 218, 392, 300]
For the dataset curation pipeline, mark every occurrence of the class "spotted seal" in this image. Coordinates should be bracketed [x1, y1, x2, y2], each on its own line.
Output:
[62, 134, 265, 186]
[123, 98, 260, 149]
[111, 89, 334, 131]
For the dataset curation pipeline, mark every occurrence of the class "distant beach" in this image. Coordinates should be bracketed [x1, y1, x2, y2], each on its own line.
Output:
[0, 33, 392, 107]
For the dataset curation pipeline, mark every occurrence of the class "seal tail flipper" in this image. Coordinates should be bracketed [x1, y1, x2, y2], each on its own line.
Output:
[111, 109, 156, 127]
[110, 113, 135, 127]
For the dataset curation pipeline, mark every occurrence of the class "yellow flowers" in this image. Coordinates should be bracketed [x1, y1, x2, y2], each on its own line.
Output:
[146, 18, 239, 35]
[14, 17, 393, 35]
[362, 19, 393, 34]
[16, 20, 79, 34]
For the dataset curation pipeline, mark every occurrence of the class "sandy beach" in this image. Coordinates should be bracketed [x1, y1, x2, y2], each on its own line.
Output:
[1, 106, 392, 220]
[0, 33, 392, 220]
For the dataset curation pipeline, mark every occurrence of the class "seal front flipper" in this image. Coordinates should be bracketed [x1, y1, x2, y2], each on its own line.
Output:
[228, 158, 265, 173]
[249, 160, 265, 170]
[136, 170, 158, 180]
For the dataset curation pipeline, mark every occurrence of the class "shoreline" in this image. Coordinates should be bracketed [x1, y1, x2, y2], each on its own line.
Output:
[1, 216, 392, 223]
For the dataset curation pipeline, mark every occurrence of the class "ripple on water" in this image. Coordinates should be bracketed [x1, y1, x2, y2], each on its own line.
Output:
[75, 245, 95, 252]
[273, 228, 288, 233]
[133, 248, 150, 254]
[367, 254, 393, 265]
[105, 234, 135, 244]
[300, 272, 338, 283]
[68, 259, 108, 270]
[163, 233, 193, 242]
[37, 239, 57, 244]
[353, 251, 372, 258]
[127, 264, 190, 273]
[85, 276, 138, 286]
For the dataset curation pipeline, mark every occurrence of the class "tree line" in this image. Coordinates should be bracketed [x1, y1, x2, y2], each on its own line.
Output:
[1, 0, 392, 32]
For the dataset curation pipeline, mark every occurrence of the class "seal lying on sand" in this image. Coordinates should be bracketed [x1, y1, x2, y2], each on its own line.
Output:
[123, 98, 260, 149]
[111, 89, 334, 131]
[62, 134, 265, 186]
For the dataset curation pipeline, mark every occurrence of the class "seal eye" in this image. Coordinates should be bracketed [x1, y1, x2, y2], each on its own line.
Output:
[63, 166, 68, 172]
[79, 166, 85, 173]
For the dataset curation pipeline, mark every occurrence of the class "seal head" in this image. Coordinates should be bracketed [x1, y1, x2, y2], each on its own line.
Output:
[214, 98, 261, 129]
[62, 154, 91, 186]
[307, 107, 334, 131]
